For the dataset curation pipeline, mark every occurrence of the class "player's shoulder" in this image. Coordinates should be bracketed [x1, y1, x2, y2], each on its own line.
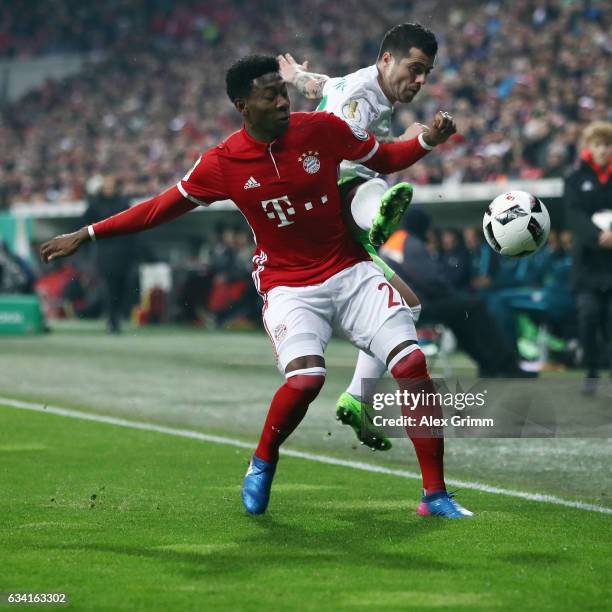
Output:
[291, 111, 355, 137]
[290, 111, 324, 124]
[216, 129, 244, 152]
[288, 111, 337, 131]
[345, 64, 379, 86]
[284, 112, 354, 149]
[289, 111, 371, 144]
[187, 131, 243, 176]
[334, 65, 380, 97]
[202, 129, 254, 159]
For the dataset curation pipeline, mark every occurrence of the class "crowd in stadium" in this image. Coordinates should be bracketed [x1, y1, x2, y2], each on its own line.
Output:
[1, 0, 610, 378]
[1, 0, 609, 205]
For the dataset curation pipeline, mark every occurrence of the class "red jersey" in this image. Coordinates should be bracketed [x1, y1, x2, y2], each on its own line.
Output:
[177, 112, 379, 294]
[90, 111, 431, 294]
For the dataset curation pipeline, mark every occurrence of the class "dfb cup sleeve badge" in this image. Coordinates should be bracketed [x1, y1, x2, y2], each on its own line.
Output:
[274, 323, 288, 343]
[342, 99, 362, 123]
[349, 124, 369, 142]
[298, 151, 321, 174]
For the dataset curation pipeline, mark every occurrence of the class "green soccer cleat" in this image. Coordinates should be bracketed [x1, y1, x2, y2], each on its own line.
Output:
[369, 182, 414, 246]
[335, 392, 392, 451]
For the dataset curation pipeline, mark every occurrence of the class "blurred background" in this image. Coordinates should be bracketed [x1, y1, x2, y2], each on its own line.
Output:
[0, 0, 610, 373]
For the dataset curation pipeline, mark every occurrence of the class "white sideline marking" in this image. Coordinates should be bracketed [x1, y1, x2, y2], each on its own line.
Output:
[2, 396, 611, 516]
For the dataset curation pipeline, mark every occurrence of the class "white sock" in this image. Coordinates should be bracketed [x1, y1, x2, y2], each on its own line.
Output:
[346, 350, 387, 403]
[350, 178, 388, 231]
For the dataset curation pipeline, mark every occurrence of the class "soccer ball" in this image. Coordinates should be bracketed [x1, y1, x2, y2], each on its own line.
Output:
[482, 191, 550, 257]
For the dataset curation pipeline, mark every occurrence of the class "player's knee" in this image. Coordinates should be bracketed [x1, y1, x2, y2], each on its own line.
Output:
[389, 346, 429, 380]
[278, 336, 326, 374]
[286, 370, 326, 400]
[351, 178, 387, 231]
[369, 310, 418, 365]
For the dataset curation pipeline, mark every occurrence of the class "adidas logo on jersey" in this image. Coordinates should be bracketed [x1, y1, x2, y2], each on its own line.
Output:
[244, 176, 261, 189]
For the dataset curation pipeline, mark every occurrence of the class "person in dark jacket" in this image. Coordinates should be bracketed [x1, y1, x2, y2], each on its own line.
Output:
[83, 174, 137, 333]
[380, 209, 533, 377]
[564, 121, 612, 395]
[439, 228, 471, 291]
[463, 225, 500, 293]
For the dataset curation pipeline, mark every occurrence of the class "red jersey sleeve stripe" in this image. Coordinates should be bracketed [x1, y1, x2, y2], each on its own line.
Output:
[353, 140, 380, 164]
[176, 181, 212, 207]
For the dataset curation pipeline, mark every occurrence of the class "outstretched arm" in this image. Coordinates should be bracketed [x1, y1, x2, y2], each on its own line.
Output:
[277, 53, 329, 99]
[365, 111, 457, 174]
[377, 122, 429, 144]
[324, 109, 457, 173]
[40, 185, 195, 263]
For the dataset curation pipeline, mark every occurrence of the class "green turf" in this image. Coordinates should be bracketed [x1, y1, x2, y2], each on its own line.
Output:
[1, 405, 611, 611]
[1, 321, 611, 507]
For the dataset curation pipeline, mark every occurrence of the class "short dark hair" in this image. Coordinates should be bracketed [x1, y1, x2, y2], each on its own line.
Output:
[378, 23, 438, 60]
[226, 55, 280, 102]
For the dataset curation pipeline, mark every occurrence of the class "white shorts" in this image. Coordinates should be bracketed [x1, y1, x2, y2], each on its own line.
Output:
[263, 261, 417, 372]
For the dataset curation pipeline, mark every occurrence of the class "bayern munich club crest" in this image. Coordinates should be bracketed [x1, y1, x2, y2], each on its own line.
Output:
[273, 323, 288, 342]
[298, 151, 321, 174]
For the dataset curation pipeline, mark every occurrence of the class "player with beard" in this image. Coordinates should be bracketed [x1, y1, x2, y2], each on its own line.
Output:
[279, 23, 442, 451]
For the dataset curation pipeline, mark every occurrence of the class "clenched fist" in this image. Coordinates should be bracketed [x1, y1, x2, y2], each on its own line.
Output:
[422, 111, 457, 147]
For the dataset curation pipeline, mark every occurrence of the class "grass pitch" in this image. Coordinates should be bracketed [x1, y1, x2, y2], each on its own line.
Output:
[1, 321, 611, 610]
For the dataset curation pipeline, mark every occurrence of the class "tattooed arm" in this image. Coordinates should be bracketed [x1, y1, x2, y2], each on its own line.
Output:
[277, 53, 329, 99]
[294, 71, 329, 99]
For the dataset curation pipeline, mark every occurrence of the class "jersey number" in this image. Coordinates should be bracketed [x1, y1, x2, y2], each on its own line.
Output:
[378, 282, 405, 308]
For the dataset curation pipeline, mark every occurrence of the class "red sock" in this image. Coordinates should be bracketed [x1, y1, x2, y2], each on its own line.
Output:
[255, 374, 325, 463]
[391, 349, 445, 495]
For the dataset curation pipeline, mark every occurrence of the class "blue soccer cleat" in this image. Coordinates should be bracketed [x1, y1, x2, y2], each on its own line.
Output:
[417, 490, 474, 518]
[241, 455, 277, 514]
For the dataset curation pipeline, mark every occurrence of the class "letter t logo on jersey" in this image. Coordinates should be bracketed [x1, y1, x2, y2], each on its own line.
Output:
[261, 196, 295, 228]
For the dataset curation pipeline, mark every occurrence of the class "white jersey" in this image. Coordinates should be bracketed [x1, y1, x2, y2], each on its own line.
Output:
[317, 64, 394, 181]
